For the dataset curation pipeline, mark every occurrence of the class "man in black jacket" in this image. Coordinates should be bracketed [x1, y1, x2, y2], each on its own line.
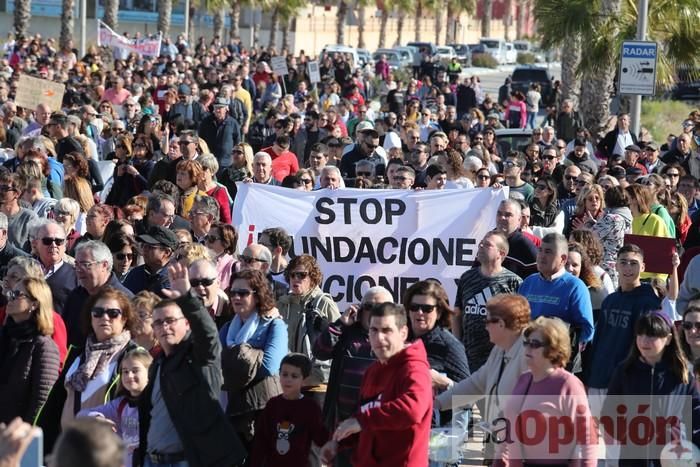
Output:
[138, 263, 246, 467]
[0, 212, 28, 280]
[199, 98, 241, 173]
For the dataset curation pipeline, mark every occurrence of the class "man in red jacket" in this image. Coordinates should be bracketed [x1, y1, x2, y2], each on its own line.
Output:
[261, 134, 299, 182]
[320, 302, 433, 467]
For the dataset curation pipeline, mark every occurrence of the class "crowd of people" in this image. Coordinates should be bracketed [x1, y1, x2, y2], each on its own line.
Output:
[0, 31, 699, 467]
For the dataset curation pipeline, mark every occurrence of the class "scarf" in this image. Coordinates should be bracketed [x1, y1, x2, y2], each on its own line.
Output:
[66, 330, 131, 393]
[225, 312, 260, 348]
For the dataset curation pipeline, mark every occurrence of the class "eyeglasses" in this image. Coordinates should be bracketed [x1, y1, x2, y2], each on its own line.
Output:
[576, 180, 590, 186]
[564, 175, 578, 181]
[240, 255, 267, 264]
[541, 155, 556, 161]
[557, 146, 566, 150]
[356, 171, 372, 177]
[116, 144, 127, 150]
[179, 140, 194, 146]
[300, 178, 313, 185]
[681, 321, 700, 332]
[76, 260, 101, 270]
[477, 175, 490, 180]
[523, 338, 547, 349]
[290, 271, 309, 280]
[504, 160, 519, 168]
[473, 137, 483, 141]
[134, 143, 147, 148]
[205, 234, 221, 243]
[91, 307, 122, 319]
[115, 252, 134, 261]
[364, 143, 378, 150]
[52, 209, 70, 217]
[667, 172, 680, 177]
[408, 303, 436, 313]
[535, 184, 548, 190]
[152, 316, 185, 329]
[41, 237, 65, 246]
[124, 103, 135, 107]
[229, 288, 254, 298]
[6, 290, 30, 301]
[190, 277, 216, 288]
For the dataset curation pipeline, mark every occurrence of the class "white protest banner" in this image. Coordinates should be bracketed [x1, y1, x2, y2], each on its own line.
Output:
[270, 56, 289, 76]
[308, 61, 321, 83]
[14, 74, 65, 111]
[97, 20, 162, 57]
[234, 184, 508, 308]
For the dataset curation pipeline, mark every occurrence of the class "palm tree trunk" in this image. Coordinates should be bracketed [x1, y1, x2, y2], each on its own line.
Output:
[396, 10, 405, 46]
[434, 3, 443, 45]
[157, 0, 172, 35]
[445, 2, 455, 44]
[189, 6, 195, 42]
[102, 0, 118, 30]
[337, 1, 348, 45]
[579, 0, 621, 138]
[378, 8, 389, 48]
[213, 8, 224, 40]
[281, 18, 291, 52]
[357, 4, 366, 49]
[515, 0, 527, 39]
[560, 35, 581, 108]
[230, 0, 241, 39]
[503, 0, 512, 41]
[269, 6, 280, 49]
[481, 0, 492, 37]
[414, 0, 422, 41]
[60, 0, 74, 51]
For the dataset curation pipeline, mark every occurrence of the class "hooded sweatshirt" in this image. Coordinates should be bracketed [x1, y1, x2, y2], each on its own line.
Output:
[586, 284, 661, 389]
[350, 339, 432, 467]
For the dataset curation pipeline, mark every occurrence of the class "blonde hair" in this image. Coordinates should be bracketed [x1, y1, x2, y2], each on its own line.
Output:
[23, 277, 54, 336]
[176, 243, 212, 266]
[235, 143, 254, 175]
[575, 184, 606, 216]
[524, 316, 572, 368]
[64, 176, 95, 213]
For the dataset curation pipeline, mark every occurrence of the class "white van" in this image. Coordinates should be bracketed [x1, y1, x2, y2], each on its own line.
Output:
[320, 45, 360, 70]
[479, 38, 507, 65]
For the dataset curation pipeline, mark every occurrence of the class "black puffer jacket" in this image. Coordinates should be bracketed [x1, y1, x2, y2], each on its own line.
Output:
[0, 318, 60, 424]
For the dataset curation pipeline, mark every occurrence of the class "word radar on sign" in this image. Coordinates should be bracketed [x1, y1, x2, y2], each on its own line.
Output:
[623, 46, 656, 57]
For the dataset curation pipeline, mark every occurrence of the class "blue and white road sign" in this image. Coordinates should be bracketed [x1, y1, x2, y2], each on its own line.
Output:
[619, 41, 658, 96]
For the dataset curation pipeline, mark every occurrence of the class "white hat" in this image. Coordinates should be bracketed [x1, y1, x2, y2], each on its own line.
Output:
[383, 131, 402, 151]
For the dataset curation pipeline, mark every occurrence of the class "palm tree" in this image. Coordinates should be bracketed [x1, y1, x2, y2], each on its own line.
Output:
[60, 0, 75, 51]
[396, 10, 406, 45]
[515, 0, 528, 39]
[337, 1, 349, 44]
[536, 0, 700, 137]
[103, 0, 118, 30]
[230, 0, 242, 39]
[445, 0, 475, 44]
[213, 8, 225, 39]
[268, 5, 280, 49]
[414, 0, 423, 41]
[378, 7, 389, 48]
[481, 0, 493, 37]
[157, 0, 172, 36]
[503, 0, 513, 40]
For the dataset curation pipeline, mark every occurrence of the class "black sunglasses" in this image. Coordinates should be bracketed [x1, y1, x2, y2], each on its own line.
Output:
[240, 255, 266, 264]
[681, 321, 700, 331]
[190, 277, 216, 288]
[115, 252, 134, 261]
[290, 271, 309, 280]
[205, 235, 221, 243]
[408, 303, 436, 313]
[523, 338, 547, 349]
[229, 288, 254, 298]
[41, 237, 65, 246]
[91, 307, 122, 319]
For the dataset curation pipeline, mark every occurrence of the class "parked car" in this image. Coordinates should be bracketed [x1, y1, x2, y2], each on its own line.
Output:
[357, 49, 373, 68]
[495, 128, 534, 155]
[373, 49, 403, 70]
[479, 38, 508, 65]
[513, 40, 546, 62]
[436, 46, 458, 63]
[406, 41, 438, 56]
[505, 43, 518, 64]
[448, 43, 471, 66]
[510, 65, 554, 104]
[320, 44, 360, 69]
[392, 47, 416, 68]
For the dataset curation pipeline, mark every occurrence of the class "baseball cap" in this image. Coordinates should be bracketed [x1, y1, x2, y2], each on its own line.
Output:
[178, 84, 191, 96]
[213, 97, 229, 108]
[625, 144, 641, 153]
[644, 142, 659, 151]
[356, 121, 375, 133]
[138, 226, 179, 250]
[486, 111, 500, 120]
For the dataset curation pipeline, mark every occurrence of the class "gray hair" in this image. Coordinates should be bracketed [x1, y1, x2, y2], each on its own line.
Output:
[56, 198, 81, 219]
[355, 159, 375, 172]
[197, 153, 219, 174]
[321, 165, 341, 178]
[0, 212, 7, 231]
[75, 240, 114, 270]
[189, 258, 217, 275]
[541, 232, 569, 255]
[253, 152, 272, 165]
[362, 286, 394, 304]
[28, 219, 65, 241]
[243, 244, 272, 264]
[192, 195, 220, 221]
[6, 256, 43, 277]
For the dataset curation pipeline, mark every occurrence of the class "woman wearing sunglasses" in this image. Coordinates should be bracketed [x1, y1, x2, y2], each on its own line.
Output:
[205, 223, 238, 291]
[38, 287, 136, 449]
[220, 269, 287, 450]
[277, 255, 340, 391]
[680, 306, 700, 368]
[500, 316, 596, 464]
[0, 277, 60, 424]
[105, 233, 139, 283]
[435, 293, 530, 463]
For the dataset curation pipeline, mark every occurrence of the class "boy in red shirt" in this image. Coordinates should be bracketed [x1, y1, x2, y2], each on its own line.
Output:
[251, 353, 329, 467]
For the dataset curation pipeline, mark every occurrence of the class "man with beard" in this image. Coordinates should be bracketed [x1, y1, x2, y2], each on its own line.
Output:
[292, 110, 327, 166]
